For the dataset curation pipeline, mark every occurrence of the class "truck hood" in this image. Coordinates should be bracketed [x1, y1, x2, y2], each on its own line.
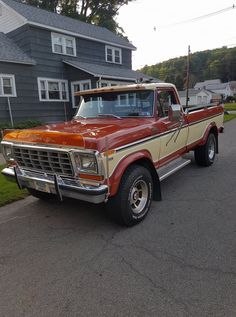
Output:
[3, 118, 154, 152]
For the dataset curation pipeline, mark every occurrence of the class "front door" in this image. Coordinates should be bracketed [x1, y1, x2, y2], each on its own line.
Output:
[71, 80, 91, 108]
[155, 88, 189, 165]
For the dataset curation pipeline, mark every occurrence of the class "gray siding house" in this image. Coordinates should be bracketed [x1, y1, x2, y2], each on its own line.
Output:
[0, 0, 153, 124]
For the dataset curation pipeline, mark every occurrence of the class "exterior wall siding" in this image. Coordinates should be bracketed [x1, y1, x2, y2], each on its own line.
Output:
[7, 24, 32, 56]
[1, 25, 133, 124]
[0, 1, 25, 33]
[0, 62, 70, 124]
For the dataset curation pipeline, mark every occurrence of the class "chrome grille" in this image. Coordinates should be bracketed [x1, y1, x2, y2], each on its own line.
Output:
[13, 147, 74, 176]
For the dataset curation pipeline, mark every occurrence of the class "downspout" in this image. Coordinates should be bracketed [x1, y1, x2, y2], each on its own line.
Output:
[97, 76, 102, 88]
[7, 97, 14, 127]
[63, 102, 67, 121]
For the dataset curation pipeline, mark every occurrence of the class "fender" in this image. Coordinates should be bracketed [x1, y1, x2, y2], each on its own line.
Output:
[109, 150, 154, 197]
[198, 122, 218, 150]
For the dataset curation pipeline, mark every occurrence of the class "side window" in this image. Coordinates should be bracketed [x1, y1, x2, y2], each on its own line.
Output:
[157, 90, 178, 117]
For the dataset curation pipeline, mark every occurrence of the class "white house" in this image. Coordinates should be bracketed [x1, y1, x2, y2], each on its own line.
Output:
[178, 88, 221, 107]
[194, 79, 236, 99]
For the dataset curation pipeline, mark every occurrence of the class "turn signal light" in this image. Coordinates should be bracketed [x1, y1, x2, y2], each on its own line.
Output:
[79, 173, 104, 181]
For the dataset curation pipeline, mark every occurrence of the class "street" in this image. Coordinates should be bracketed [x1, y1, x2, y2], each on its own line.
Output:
[0, 120, 236, 317]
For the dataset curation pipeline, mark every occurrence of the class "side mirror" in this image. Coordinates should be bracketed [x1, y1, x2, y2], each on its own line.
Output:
[168, 104, 182, 122]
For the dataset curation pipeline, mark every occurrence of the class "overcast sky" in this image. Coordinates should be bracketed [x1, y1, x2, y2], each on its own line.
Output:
[117, 0, 236, 69]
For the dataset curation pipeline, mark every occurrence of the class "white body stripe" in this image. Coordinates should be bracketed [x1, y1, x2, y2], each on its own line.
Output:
[103, 113, 224, 178]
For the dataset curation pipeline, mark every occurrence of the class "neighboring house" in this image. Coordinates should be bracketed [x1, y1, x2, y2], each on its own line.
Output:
[0, 0, 157, 124]
[194, 79, 221, 90]
[194, 79, 236, 99]
[178, 88, 221, 107]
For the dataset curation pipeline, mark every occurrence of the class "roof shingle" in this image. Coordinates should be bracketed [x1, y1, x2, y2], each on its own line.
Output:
[1, 0, 136, 50]
[0, 32, 36, 64]
[63, 60, 160, 82]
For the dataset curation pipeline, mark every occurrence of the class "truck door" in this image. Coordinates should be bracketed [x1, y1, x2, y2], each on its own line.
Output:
[155, 88, 189, 165]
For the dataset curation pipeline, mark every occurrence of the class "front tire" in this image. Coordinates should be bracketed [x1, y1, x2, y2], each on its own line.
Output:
[194, 133, 217, 166]
[107, 165, 153, 226]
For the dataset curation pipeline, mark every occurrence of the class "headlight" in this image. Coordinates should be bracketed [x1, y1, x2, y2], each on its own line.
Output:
[2, 143, 13, 161]
[73, 152, 98, 174]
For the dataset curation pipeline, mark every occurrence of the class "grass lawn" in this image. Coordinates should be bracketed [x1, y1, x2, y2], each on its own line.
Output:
[0, 165, 28, 207]
[224, 103, 236, 111]
[224, 113, 236, 122]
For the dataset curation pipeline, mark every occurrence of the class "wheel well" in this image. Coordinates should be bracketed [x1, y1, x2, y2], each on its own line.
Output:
[131, 158, 162, 201]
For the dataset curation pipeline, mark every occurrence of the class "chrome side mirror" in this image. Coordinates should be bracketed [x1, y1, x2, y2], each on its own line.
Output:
[168, 104, 182, 122]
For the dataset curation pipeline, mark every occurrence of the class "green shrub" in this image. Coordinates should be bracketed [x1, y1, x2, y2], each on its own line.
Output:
[0, 120, 43, 146]
[0, 120, 42, 130]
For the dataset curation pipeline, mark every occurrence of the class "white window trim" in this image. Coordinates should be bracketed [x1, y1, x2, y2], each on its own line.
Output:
[105, 45, 122, 64]
[37, 77, 69, 102]
[71, 80, 91, 108]
[97, 80, 130, 88]
[0, 74, 17, 97]
[51, 32, 76, 57]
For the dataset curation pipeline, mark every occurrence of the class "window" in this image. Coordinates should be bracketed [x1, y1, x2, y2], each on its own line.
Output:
[0, 74, 16, 97]
[105, 46, 122, 64]
[51, 33, 76, 56]
[75, 90, 154, 118]
[71, 80, 91, 108]
[97, 80, 129, 88]
[38, 78, 69, 102]
[197, 96, 202, 104]
[157, 90, 178, 117]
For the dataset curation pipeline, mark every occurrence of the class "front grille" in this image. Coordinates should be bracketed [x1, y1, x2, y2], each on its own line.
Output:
[13, 147, 74, 176]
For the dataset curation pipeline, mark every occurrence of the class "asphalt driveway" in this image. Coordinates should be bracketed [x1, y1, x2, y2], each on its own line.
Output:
[0, 120, 236, 317]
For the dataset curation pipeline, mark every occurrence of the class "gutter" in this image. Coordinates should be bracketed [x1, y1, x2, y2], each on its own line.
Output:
[0, 58, 36, 65]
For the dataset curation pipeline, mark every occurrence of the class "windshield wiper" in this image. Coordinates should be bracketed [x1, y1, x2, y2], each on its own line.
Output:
[98, 114, 121, 119]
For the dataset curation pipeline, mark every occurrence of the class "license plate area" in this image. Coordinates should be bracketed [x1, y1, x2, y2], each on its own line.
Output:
[33, 180, 51, 193]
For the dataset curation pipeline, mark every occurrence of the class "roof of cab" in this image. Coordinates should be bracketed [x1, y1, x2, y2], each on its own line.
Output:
[75, 83, 176, 96]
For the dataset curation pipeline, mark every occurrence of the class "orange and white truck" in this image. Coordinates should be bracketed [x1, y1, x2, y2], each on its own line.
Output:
[1, 83, 224, 226]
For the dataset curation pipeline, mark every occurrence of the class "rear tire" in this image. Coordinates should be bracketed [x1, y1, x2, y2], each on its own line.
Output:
[107, 165, 153, 226]
[194, 133, 217, 166]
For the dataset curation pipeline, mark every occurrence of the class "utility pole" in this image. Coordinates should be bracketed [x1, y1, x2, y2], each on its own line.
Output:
[186, 45, 191, 107]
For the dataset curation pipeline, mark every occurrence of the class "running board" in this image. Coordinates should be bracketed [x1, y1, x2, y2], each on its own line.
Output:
[157, 157, 191, 181]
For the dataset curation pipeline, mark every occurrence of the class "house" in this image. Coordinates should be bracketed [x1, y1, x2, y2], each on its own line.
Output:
[194, 79, 236, 99]
[0, 0, 157, 125]
[178, 88, 221, 107]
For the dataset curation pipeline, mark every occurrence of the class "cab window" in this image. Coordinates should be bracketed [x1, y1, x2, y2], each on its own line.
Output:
[157, 90, 178, 117]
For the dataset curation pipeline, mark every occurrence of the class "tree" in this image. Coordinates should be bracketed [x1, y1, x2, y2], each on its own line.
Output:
[140, 47, 236, 88]
[20, 0, 135, 35]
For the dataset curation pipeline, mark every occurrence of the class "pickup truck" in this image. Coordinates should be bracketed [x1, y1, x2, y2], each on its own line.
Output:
[1, 83, 224, 226]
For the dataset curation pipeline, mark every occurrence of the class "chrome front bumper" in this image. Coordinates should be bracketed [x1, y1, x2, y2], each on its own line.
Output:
[2, 167, 108, 204]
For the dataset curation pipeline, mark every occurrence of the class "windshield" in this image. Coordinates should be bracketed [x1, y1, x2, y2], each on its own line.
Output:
[75, 90, 154, 118]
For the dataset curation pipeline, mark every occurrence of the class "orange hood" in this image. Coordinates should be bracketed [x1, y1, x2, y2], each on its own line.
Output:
[3, 118, 154, 152]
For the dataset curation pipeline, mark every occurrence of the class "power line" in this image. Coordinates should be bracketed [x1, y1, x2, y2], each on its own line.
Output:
[154, 4, 235, 30]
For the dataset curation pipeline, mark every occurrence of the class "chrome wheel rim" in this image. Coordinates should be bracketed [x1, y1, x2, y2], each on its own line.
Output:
[208, 137, 215, 160]
[130, 180, 148, 215]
